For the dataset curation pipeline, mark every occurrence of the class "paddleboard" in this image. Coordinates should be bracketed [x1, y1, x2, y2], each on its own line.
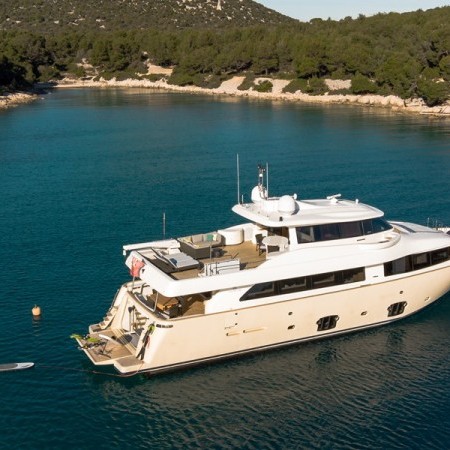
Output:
[0, 362, 34, 372]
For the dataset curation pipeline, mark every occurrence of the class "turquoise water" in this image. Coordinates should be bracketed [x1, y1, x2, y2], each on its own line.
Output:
[1, 89, 450, 449]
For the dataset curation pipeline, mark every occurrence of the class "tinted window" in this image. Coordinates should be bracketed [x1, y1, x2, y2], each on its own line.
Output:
[296, 227, 315, 243]
[241, 282, 275, 301]
[342, 268, 365, 283]
[412, 252, 430, 270]
[371, 218, 392, 233]
[296, 218, 391, 244]
[339, 221, 363, 239]
[279, 277, 309, 294]
[312, 272, 338, 289]
[431, 247, 450, 265]
[385, 256, 412, 276]
[385, 246, 450, 277]
[316, 223, 340, 241]
[240, 268, 366, 301]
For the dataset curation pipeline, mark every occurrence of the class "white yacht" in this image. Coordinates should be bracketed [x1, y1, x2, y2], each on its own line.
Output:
[74, 166, 450, 375]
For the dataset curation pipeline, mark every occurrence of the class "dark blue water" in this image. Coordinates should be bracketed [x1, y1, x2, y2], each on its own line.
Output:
[1, 89, 450, 449]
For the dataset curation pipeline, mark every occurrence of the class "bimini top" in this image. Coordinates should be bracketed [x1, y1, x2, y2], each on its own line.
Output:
[232, 185, 383, 228]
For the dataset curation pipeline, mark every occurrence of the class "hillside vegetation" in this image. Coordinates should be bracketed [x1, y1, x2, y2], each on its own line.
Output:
[0, 0, 293, 31]
[0, 2, 449, 106]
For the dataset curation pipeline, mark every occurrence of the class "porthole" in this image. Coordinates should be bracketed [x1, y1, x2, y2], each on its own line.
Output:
[288, 325, 295, 330]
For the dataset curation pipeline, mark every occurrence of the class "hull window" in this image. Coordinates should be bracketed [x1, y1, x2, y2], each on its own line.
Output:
[412, 252, 430, 270]
[384, 256, 413, 276]
[279, 276, 310, 294]
[431, 247, 450, 265]
[388, 301, 407, 317]
[385, 246, 450, 276]
[312, 272, 337, 289]
[317, 315, 339, 331]
[242, 282, 276, 301]
[240, 267, 366, 301]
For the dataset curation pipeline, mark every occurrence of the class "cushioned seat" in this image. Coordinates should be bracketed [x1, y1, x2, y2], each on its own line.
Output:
[178, 232, 223, 259]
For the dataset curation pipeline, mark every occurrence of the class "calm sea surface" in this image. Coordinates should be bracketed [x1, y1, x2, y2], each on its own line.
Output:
[1, 89, 450, 449]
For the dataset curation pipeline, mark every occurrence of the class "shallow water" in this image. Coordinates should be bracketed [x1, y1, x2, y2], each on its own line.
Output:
[0, 89, 449, 449]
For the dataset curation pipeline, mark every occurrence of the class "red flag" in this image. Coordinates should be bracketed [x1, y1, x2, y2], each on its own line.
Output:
[130, 257, 145, 278]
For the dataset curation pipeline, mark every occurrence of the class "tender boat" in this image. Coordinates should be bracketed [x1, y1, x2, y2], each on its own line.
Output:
[74, 166, 450, 375]
[0, 362, 34, 372]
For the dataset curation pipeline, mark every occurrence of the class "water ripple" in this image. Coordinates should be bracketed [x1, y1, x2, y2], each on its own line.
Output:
[1, 89, 450, 449]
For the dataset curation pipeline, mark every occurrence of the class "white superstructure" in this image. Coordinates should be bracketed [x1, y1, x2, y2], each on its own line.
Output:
[74, 166, 450, 375]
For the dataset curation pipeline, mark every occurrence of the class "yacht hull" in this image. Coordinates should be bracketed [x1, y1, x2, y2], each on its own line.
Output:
[81, 264, 450, 375]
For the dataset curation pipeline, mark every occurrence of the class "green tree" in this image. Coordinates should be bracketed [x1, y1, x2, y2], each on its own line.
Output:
[351, 73, 378, 94]
[439, 55, 450, 80]
[416, 78, 449, 106]
[376, 53, 422, 98]
[0, 55, 29, 88]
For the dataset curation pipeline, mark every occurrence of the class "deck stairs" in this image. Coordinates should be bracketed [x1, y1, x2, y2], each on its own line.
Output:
[99, 306, 119, 328]
[132, 310, 148, 332]
[88, 305, 118, 333]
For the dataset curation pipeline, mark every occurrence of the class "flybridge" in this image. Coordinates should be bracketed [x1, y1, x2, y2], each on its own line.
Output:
[233, 163, 383, 227]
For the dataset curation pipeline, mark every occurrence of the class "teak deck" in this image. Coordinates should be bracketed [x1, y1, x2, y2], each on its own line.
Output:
[171, 240, 266, 281]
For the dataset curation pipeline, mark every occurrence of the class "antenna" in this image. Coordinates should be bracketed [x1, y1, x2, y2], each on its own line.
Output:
[236, 154, 240, 204]
[257, 164, 265, 187]
[162, 212, 166, 239]
[257, 163, 266, 198]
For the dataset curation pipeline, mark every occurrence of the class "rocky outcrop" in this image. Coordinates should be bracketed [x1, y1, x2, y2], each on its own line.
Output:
[0, 92, 37, 110]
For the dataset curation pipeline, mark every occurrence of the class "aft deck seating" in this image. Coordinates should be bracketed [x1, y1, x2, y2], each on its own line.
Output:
[178, 232, 223, 259]
[152, 248, 199, 272]
[167, 252, 199, 270]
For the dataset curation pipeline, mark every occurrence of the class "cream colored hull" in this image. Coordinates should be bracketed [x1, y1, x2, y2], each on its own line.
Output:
[100, 265, 450, 375]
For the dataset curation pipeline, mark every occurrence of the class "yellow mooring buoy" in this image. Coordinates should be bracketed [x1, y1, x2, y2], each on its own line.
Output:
[32, 305, 41, 317]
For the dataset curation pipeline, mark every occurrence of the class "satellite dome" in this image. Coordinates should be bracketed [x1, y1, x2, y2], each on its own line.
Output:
[251, 186, 266, 203]
[278, 195, 297, 215]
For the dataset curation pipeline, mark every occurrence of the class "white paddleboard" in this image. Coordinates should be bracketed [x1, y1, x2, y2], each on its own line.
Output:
[0, 362, 34, 372]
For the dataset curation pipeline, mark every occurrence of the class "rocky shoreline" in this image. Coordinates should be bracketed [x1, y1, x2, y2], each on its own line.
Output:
[0, 91, 38, 110]
[2, 75, 449, 117]
[55, 75, 450, 117]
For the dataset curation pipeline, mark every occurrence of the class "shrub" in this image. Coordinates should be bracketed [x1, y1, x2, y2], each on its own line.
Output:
[142, 73, 165, 82]
[98, 71, 116, 80]
[439, 55, 450, 80]
[282, 78, 308, 93]
[192, 74, 224, 89]
[238, 72, 255, 91]
[37, 65, 61, 82]
[67, 63, 87, 78]
[168, 71, 194, 86]
[305, 77, 327, 95]
[351, 73, 378, 94]
[114, 71, 137, 81]
[416, 78, 449, 107]
[254, 80, 273, 93]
